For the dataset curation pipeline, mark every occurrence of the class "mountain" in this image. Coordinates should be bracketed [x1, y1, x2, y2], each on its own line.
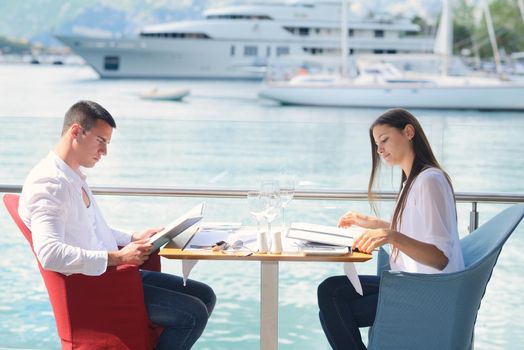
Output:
[0, 0, 443, 47]
[0, 0, 207, 46]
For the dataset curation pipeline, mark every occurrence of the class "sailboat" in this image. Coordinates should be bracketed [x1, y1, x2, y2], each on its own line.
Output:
[258, 0, 524, 110]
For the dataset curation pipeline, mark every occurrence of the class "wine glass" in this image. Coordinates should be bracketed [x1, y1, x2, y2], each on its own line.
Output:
[260, 181, 282, 243]
[260, 180, 280, 196]
[247, 190, 265, 236]
[278, 177, 295, 230]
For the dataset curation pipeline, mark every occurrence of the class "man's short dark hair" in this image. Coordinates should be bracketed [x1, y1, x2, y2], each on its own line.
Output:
[62, 100, 116, 135]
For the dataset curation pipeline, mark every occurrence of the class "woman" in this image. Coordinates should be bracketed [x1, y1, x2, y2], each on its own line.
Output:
[317, 108, 465, 350]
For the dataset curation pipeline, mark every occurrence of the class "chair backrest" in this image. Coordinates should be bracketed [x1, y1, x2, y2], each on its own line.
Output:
[4, 194, 79, 344]
[460, 204, 524, 268]
[4, 194, 32, 245]
[3, 193, 160, 349]
[453, 203, 524, 348]
[369, 203, 524, 350]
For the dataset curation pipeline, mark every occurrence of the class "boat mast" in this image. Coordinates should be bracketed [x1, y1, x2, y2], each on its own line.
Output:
[482, 0, 502, 75]
[518, 0, 524, 24]
[434, 0, 453, 76]
[340, 0, 349, 79]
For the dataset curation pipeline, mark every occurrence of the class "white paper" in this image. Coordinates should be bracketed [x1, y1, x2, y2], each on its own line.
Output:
[185, 229, 232, 249]
[344, 262, 363, 296]
[199, 222, 242, 230]
[149, 203, 204, 250]
[287, 222, 364, 247]
[291, 222, 363, 237]
[182, 260, 198, 286]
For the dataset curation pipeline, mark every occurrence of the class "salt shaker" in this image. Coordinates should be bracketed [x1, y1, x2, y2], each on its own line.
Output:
[258, 231, 269, 253]
[270, 231, 283, 254]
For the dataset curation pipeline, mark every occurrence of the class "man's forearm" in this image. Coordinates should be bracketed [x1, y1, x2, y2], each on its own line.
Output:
[107, 251, 122, 266]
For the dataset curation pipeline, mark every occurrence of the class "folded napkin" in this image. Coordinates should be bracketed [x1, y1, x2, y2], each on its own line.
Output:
[182, 260, 198, 286]
[181, 224, 243, 286]
[344, 262, 363, 296]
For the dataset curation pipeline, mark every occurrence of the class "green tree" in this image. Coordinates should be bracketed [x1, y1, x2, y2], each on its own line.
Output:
[412, 15, 435, 37]
[452, 0, 477, 55]
[451, 0, 524, 59]
[474, 0, 524, 58]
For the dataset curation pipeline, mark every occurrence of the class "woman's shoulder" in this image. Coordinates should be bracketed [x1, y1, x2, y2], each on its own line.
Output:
[418, 167, 445, 179]
[414, 167, 449, 187]
[410, 167, 454, 206]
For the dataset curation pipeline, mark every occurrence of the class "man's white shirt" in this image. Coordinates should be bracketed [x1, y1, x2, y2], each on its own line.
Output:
[19, 151, 132, 275]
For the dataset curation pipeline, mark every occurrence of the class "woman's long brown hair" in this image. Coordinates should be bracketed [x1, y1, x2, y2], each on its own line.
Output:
[368, 108, 455, 236]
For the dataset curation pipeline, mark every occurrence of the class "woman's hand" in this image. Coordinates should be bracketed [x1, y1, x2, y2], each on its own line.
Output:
[353, 228, 395, 254]
[131, 227, 163, 241]
[338, 211, 389, 229]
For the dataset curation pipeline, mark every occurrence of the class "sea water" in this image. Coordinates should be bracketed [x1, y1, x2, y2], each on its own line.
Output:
[1, 64, 523, 349]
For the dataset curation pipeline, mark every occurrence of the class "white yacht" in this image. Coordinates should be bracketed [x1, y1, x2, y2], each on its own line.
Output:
[258, 0, 524, 110]
[259, 62, 524, 110]
[55, 1, 434, 79]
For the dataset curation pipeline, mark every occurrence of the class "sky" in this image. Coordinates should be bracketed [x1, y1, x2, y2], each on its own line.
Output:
[0, 0, 474, 43]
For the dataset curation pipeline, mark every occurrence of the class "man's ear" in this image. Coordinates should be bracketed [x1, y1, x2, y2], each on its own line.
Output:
[70, 123, 82, 138]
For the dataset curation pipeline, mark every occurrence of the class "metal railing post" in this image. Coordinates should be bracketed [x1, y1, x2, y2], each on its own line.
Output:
[469, 202, 479, 233]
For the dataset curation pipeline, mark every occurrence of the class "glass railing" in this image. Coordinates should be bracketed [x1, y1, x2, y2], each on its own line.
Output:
[1, 184, 523, 349]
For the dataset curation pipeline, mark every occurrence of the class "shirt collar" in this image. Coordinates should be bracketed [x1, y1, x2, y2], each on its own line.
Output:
[48, 151, 87, 187]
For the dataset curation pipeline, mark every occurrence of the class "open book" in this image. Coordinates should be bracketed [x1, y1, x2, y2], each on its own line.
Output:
[287, 222, 363, 247]
[149, 203, 205, 251]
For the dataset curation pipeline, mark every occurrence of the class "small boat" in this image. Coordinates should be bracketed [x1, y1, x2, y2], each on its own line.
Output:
[139, 87, 190, 101]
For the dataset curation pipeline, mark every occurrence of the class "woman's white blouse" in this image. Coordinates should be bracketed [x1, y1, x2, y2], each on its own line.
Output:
[389, 168, 465, 274]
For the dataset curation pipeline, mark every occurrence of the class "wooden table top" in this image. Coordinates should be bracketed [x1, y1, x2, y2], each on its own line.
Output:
[159, 241, 372, 263]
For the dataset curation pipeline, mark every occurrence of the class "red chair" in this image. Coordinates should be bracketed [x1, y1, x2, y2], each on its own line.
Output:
[3, 194, 162, 350]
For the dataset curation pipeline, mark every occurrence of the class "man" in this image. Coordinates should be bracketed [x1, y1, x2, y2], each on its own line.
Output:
[19, 100, 216, 350]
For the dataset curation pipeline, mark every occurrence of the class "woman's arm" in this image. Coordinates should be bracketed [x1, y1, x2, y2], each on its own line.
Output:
[339, 211, 390, 230]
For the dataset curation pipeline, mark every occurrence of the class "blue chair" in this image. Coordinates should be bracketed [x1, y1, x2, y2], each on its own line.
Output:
[367, 203, 524, 350]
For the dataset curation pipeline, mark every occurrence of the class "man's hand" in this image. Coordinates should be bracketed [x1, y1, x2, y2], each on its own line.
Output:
[108, 239, 153, 266]
[131, 227, 163, 242]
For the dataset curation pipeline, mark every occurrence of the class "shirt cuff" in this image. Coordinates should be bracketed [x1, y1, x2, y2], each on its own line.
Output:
[75, 250, 108, 276]
[93, 250, 109, 275]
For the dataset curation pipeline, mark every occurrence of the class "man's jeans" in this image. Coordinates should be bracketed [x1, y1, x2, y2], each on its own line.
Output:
[141, 270, 216, 350]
